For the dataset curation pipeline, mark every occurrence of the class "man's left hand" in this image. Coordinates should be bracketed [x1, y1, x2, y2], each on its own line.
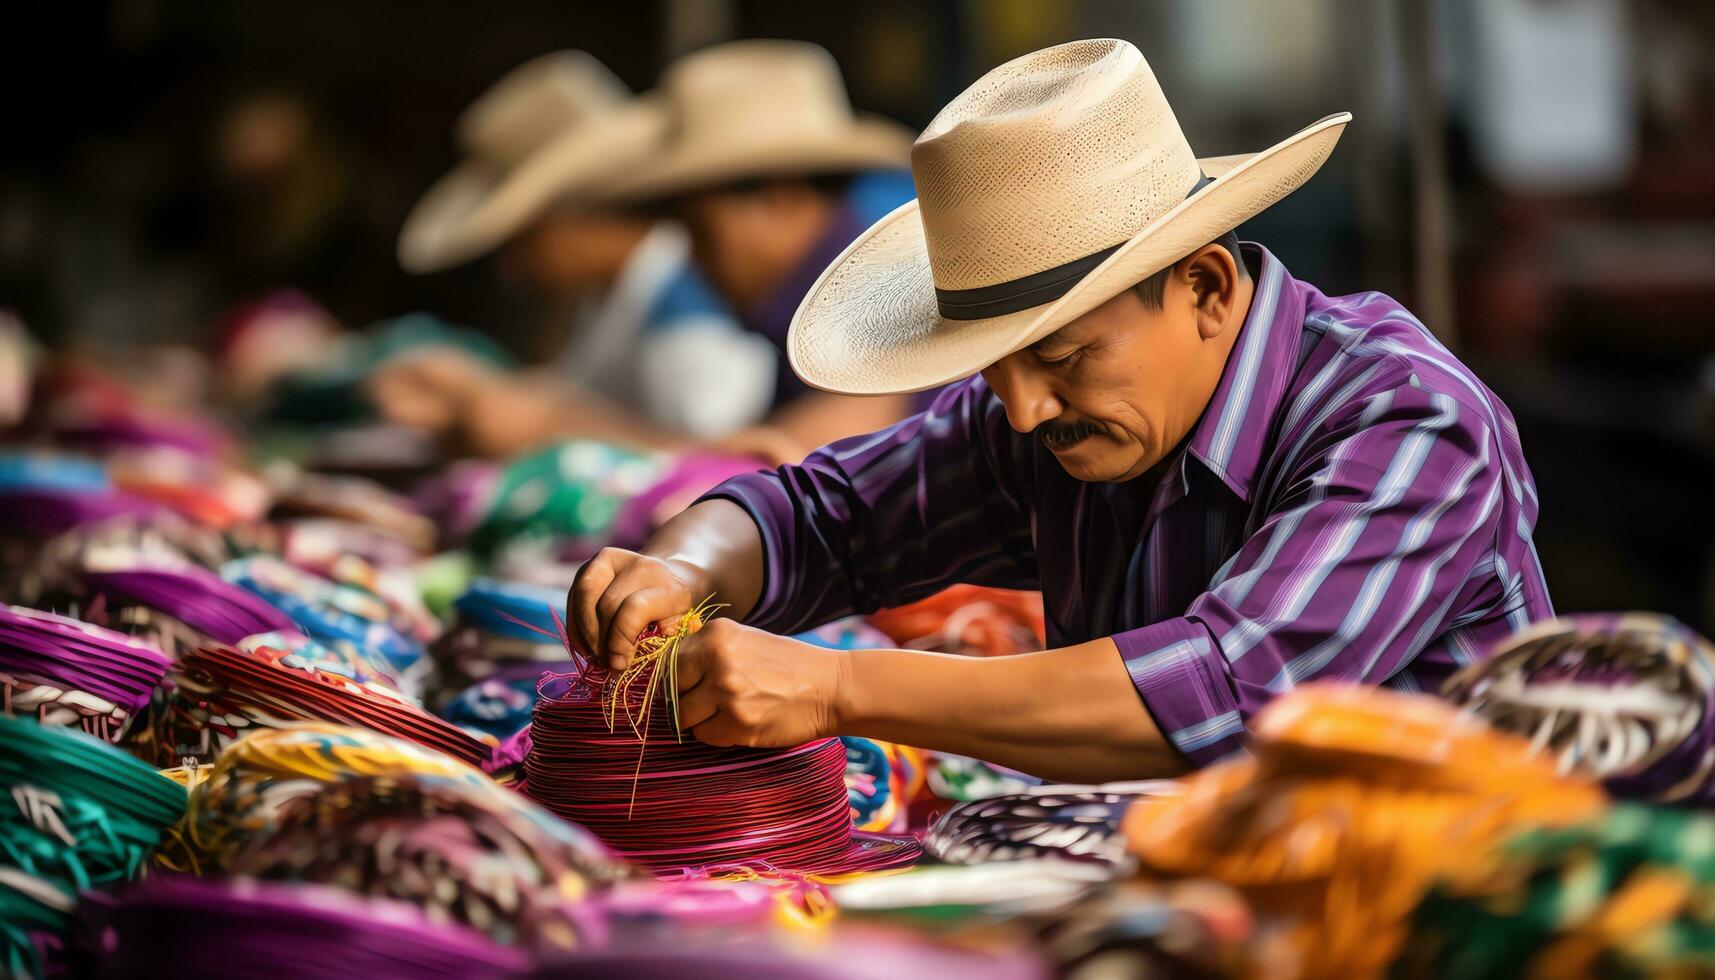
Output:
[673, 619, 849, 747]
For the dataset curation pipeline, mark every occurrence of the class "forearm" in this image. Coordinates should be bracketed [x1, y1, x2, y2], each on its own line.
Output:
[640, 499, 766, 620]
[457, 371, 693, 458]
[833, 638, 1189, 783]
[766, 392, 913, 452]
[524, 374, 689, 452]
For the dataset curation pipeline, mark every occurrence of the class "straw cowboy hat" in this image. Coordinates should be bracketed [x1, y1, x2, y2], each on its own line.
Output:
[397, 51, 665, 273]
[604, 39, 913, 202]
[787, 38, 1353, 395]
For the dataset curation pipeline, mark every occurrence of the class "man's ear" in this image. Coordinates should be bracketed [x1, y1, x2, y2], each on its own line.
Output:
[1181, 244, 1241, 340]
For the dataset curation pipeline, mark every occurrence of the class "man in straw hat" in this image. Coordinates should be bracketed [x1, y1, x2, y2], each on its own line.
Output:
[375, 51, 776, 456]
[569, 39, 1552, 780]
[603, 39, 924, 459]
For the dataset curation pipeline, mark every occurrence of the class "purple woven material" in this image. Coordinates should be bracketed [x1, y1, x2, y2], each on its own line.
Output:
[0, 604, 170, 712]
[81, 566, 295, 643]
[97, 876, 528, 979]
[488, 725, 533, 774]
[0, 490, 162, 537]
[529, 938, 1048, 980]
[412, 459, 502, 545]
[1445, 611, 1715, 803]
[608, 455, 763, 550]
[53, 413, 228, 458]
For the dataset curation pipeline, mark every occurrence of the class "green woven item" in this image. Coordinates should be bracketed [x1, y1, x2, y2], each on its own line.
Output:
[469, 440, 665, 559]
[0, 715, 186, 978]
[1401, 804, 1715, 978]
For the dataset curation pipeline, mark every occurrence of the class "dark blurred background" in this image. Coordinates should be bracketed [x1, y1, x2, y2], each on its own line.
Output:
[3, 0, 1714, 631]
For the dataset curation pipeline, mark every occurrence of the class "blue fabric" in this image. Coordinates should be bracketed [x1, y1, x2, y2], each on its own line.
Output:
[642, 262, 731, 335]
[440, 675, 538, 739]
[841, 735, 894, 825]
[454, 578, 565, 641]
[0, 454, 108, 493]
[846, 170, 916, 224]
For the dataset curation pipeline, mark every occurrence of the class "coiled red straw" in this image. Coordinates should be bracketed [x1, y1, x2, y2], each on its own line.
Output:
[525, 665, 919, 877]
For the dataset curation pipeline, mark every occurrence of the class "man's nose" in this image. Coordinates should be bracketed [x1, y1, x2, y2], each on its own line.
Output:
[984, 354, 1062, 434]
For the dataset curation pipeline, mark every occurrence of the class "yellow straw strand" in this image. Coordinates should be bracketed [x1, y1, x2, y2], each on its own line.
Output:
[599, 597, 725, 817]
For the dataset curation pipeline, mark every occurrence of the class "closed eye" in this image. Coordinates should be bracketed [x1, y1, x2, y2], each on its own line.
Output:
[1034, 347, 1081, 366]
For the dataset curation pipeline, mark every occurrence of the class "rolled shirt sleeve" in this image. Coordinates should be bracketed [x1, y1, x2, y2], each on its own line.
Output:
[1115, 384, 1507, 766]
[701, 378, 1040, 635]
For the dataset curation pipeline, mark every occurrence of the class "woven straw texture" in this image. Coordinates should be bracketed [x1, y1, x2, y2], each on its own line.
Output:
[787, 38, 1350, 395]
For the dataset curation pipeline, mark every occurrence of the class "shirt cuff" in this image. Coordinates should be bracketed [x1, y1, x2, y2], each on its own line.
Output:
[1111, 618, 1246, 768]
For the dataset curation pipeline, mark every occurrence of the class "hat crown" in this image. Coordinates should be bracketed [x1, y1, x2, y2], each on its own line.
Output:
[662, 40, 856, 145]
[458, 51, 629, 165]
[911, 39, 1201, 292]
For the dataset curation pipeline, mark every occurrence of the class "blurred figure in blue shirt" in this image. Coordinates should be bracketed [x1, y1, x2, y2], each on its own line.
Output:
[379, 51, 776, 457]
[604, 41, 922, 462]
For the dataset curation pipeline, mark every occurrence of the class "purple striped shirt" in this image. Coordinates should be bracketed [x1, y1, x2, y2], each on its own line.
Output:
[704, 244, 1552, 766]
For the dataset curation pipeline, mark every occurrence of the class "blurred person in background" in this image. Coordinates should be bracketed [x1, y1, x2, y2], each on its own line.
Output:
[374, 51, 776, 458]
[606, 40, 921, 461]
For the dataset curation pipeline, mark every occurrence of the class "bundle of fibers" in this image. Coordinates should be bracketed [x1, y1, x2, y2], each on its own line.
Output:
[227, 771, 624, 949]
[927, 781, 1177, 867]
[1443, 612, 1715, 803]
[0, 715, 186, 979]
[222, 555, 428, 695]
[155, 642, 488, 765]
[525, 607, 920, 877]
[1122, 684, 1608, 979]
[61, 559, 295, 659]
[170, 723, 481, 869]
[1399, 804, 1715, 978]
[0, 604, 169, 743]
[96, 876, 527, 980]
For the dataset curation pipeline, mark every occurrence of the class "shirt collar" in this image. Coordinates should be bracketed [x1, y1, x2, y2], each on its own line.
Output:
[1182, 243, 1308, 503]
[745, 203, 868, 343]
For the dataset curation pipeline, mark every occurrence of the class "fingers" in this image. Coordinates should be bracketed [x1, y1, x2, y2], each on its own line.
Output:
[602, 587, 679, 669]
[689, 714, 739, 747]
[675, 686, 719, 732]
[569, 555, 615, 659]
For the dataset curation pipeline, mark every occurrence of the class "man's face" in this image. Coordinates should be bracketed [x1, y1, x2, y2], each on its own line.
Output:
[979, 250, 1248, 483]
[499, 210, 646, 298]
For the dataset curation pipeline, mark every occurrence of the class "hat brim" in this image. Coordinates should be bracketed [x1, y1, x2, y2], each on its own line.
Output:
[397, 100, 668, 274]
[787, 112, 1352, 395]
[602, 114, 914, 205]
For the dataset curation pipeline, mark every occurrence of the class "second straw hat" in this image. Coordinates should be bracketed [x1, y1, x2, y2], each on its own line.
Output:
[398, 51, 665, 273]
[603, 39, 913, 203]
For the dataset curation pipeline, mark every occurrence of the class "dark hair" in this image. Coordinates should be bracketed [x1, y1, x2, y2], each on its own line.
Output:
[1131, 230, 1247, 309]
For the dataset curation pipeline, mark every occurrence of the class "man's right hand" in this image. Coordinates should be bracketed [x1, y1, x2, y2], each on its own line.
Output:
[569, 548, 710, 670]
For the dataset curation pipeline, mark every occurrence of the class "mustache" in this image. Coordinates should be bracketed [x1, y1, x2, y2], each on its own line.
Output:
[1035, 418, 1105, 449]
